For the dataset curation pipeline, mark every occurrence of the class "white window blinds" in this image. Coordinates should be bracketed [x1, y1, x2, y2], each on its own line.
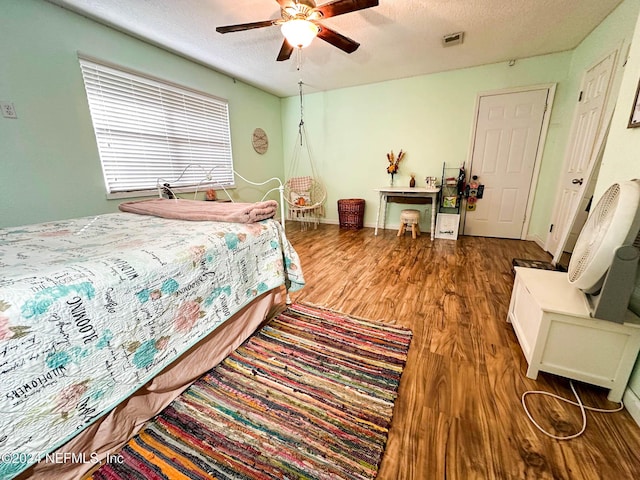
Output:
[79, 57, 234, 196]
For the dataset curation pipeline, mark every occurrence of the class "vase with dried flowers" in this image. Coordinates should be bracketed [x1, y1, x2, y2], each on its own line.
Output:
[386, 149, 405, 186]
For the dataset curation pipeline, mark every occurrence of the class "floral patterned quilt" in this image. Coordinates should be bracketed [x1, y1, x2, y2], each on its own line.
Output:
[0, 213, 304, 479]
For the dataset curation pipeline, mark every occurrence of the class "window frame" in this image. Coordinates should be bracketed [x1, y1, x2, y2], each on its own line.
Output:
[78, 55, 235, 199]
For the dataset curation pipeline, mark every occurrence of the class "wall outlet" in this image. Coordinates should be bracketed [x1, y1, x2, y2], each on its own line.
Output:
[1, 102, 17, 119]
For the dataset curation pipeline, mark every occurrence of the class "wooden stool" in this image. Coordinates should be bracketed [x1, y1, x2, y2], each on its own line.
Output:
[398, 209, 421, 239]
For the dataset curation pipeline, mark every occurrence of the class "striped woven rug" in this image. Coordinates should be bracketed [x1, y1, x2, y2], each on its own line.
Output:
[91, 303, 412, 480]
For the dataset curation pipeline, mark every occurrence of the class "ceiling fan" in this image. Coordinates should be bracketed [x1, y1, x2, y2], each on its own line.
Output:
[215, 0, 379, 61]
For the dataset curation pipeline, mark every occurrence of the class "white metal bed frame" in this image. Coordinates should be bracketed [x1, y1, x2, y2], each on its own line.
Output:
[156, 165, 287, 233]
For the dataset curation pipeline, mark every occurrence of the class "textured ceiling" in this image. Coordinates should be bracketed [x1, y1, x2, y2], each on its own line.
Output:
[46, 0, 624, 97]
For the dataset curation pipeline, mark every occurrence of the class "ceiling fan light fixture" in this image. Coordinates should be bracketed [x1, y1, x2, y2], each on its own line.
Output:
[281, 19, 319, 48]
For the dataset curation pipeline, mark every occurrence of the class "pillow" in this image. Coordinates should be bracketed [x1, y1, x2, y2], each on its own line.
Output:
[291, 191, 312, 207]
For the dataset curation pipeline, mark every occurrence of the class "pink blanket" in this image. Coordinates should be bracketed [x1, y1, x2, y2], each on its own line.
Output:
[119, 198, 278, 223]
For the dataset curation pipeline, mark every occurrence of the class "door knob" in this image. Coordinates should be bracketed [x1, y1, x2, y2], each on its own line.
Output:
[572, 178, 583, 185]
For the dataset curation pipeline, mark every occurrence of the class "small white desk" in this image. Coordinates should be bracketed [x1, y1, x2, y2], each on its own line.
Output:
[374, 186, 440, 240]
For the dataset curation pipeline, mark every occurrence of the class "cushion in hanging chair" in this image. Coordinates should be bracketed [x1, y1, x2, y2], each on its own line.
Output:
[288, 176, 313, 192]
[285, 176, 326, 209]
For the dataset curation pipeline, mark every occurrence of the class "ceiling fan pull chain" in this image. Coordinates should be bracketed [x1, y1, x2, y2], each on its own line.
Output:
[298, 80, 305, 145]
[296, 47, 303, 71]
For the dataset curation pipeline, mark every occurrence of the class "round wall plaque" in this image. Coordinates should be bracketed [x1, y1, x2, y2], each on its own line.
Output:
[252, 127, 269, 154]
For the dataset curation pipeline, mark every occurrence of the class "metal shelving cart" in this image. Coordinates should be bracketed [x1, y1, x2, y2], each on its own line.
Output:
[436, 163, 465, 239]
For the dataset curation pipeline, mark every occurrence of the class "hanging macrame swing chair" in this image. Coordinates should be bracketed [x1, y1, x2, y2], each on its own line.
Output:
[284, 81, 326, 229]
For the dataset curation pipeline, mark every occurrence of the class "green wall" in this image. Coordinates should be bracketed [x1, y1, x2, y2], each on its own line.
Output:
[281, 54, 572, 237]
[0, 0, 284, 228]
[281, 0, 640, 243]
[532, 0, 637, 250]
[595, 7, 640, 410]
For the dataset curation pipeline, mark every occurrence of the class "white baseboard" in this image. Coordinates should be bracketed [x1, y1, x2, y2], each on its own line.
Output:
[292, 218, 405, 231]
[297, 222, 554, 246]
[320, 219, 436, 232]
[525, 233, 546, 250]
[623, 387, 640, 427]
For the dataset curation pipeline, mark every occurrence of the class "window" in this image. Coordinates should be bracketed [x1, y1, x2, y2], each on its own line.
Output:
[79, 56, 234, 198]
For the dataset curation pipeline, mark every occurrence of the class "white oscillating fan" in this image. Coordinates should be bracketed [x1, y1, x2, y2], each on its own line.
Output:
[567, 179, 640, 323]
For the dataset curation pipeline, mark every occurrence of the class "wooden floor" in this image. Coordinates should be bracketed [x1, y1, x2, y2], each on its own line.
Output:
[284, 223, 640, 480]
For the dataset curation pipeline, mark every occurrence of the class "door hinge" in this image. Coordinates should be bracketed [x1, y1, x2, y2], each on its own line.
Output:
[549, 224, 554, 232]
[578, 91, 583, 102]
[544, 103, 548, 112]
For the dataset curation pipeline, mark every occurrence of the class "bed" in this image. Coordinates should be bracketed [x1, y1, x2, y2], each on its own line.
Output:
[0, 202, 304, 479]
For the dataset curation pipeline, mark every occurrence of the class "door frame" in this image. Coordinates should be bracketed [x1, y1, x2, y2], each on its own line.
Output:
[462, 83, 557, 240]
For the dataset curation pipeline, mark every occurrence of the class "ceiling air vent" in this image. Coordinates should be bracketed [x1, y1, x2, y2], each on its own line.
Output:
[442, 32, 464, 47]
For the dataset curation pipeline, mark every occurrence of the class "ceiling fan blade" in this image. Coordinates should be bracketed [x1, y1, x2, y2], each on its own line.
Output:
[315, 0, 378, 19]
[275, 0, 294, 8]
[216, 19, 277, 34]
[276, 39, 295, 61]
[317, 24, 360, 53]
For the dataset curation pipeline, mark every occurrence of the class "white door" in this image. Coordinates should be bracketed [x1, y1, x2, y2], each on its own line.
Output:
[545, 51, 617, 262]
[463, 89, 549, 239]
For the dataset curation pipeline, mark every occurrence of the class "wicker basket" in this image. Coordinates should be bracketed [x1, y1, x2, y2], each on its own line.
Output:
[337, 198, 365, 229]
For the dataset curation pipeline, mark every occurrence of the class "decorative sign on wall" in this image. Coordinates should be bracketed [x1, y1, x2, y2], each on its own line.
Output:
[252, 128, 269, 154]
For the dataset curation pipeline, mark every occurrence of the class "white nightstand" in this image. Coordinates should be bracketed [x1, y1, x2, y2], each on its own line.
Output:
[508, 267, 640, 402]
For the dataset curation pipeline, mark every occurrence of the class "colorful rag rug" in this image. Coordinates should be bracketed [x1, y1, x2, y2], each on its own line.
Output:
[90, 303, 412, 480]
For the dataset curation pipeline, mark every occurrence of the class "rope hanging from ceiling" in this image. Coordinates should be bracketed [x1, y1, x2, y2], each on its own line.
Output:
[284, 80, 326, 229]
[287, 81, 319, 179]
